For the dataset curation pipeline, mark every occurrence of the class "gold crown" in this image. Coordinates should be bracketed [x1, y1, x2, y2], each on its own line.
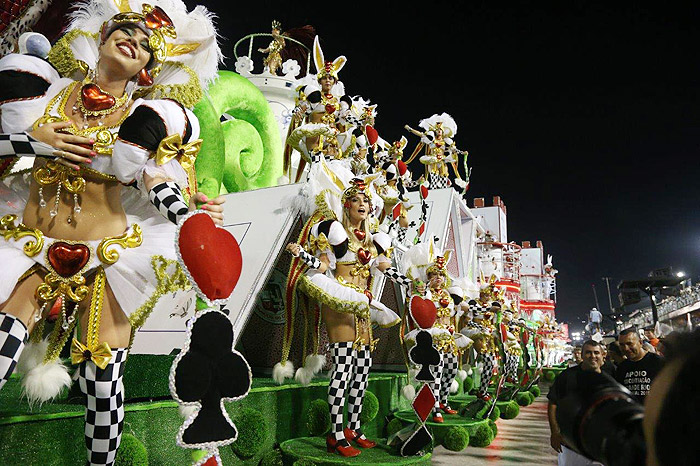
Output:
[342, 178, 372, 204]
[317, 61, 338, 81]
[271, 19, 282, 30]
[426, 256, 448, 276]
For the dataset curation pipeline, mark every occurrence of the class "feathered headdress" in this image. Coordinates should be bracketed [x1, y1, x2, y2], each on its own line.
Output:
[47, 0, 222, 108]
[418, 113, 457, 138]
[402, 238, 453, 285]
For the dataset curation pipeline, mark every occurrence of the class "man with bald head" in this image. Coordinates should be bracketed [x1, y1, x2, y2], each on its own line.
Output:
[615, 327, 663, 402]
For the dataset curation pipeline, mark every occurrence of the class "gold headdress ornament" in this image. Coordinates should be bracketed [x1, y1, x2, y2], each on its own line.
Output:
[388, 136, 408, 159]
[342, 178, 372, 204]
[271, 19, 282, 30]
[479, 273, 506, 305]
[425, 239, 452, 278]
[313, 35, 346, 82]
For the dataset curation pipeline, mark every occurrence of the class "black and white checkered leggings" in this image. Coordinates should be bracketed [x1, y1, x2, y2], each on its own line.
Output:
[328, 342, 372, 440]
[478, 352, 496, 398]
[77, 347, 128, 466]
[0, 312, 27, 391]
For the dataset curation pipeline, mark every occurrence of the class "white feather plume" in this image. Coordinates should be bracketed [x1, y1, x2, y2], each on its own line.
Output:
[272, 360, 294, 385]
[456, 369, 468, 382]
[402, 384, 416, 401]
[16, 340, 71, 407]
[450, 380, 459, 394]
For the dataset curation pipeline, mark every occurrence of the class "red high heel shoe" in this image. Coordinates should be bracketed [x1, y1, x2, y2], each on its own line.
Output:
[326, 435, 361, 457]
[432, 414, 444, 423]
[344, 428, 377, 448]
[440, 403, 458, 415]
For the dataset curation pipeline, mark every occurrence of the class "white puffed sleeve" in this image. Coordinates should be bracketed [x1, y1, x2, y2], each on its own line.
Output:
[111, 99, 198, 192]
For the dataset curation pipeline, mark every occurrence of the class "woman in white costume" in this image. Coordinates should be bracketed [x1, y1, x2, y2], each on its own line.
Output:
[281, 164, 411, 457]
[0, 1, 222, 464]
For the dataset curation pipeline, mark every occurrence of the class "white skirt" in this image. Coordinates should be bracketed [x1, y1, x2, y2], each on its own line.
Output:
[0, 172, 183, 325]
[298, 270, 400, 328]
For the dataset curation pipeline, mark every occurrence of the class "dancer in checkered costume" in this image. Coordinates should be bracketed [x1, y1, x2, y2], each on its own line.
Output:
[0, 2, 224, 464]
[461, 299, 499, 402]
[478, 352, 497, 399]
[404, 113, 468, 193]
[282, 176, 404, 457]
[439, 351, 459, 408]
[0, 312, 27, 390]
[77, 348, 128, 466]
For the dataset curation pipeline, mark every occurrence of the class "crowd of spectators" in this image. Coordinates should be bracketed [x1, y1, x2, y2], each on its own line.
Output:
[547, 327, 699, 466]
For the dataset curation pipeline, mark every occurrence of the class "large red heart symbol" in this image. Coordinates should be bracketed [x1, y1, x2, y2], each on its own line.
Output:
[353, 229, 366, 241]
[178, 213, 242, 302]
[47, 242, 90, 277]
[81, 84, 116, 112]
[365, 125, 379, 146]
[357, 248, 371, 265]
[409, 296, 437, 329]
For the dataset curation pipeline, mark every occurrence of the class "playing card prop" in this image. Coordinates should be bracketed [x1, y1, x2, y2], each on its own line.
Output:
[170, 212, 251, 465]
[401, 330, 440, 457]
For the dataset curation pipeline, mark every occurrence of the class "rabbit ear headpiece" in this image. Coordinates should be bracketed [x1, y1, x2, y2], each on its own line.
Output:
[313, 35, 346, 82]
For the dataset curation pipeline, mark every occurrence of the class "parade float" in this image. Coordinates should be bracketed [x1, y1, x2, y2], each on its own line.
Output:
[0, 6, 568, 465]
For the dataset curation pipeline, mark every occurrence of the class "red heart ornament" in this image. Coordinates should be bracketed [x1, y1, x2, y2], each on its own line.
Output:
[325, 104, 336, 114]
[353, 229, 366, 241]
[420, 185, 429, 198]
[365, 125, 379, 146]
[47, 242, 90, 277]
[144, 5, 174, 30]
[178, 213, 242, 302]
[81, 83, 116, 112]
[409, 296, 437, 329]
[439, 297, 450, 308]
[357, 248, 371, 265]
[397, 160, 408, 176]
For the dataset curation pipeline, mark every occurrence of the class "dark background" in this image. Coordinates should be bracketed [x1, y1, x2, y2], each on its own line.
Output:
[182, 1, 700, 332]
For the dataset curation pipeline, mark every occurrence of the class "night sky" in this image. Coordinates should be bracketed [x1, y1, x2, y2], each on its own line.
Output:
[182, 1, 700, 331]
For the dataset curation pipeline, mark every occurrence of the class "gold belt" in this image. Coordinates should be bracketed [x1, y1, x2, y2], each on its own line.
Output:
[0, 214, 142, 367]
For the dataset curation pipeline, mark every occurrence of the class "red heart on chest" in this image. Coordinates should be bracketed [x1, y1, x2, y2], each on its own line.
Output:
[409, 295, 437, 329]
[439, 297, 450, 308]
[47, 242, 90, 277]
[81, 83, 116, 112]
[365, 125, 379, 146]
[177, 213, 243, 302]
[357, 248, 371, 265]
[353, 229, 366, 241]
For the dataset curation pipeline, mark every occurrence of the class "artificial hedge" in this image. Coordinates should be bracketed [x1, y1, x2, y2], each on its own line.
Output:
[544, 371, 556, 382]
[259, 447, 284, 466]
[469, 423, 494, 447]
[462, 376, 474, 394]
[231, 408, 268, 458]
[442, 426, 469, 451]
[499, 400, 520, 419]
[292, 459, 317, 466]
[361, 391, 379, 423]
[488, 405, 500, 421]
[488, 419, 498, 438]
[114, 434, 148, 466]
[515, 391, 532, 407]
[306, 399, 331, 436]
[529, 385, 541, 398]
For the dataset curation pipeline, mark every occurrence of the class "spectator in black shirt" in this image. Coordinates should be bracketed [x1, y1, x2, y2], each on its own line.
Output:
[615, 327, 664, 403]
[548, 340, 606, 465]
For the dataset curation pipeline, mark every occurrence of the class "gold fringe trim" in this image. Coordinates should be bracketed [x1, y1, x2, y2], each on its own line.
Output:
[127, 255, 190, 330]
